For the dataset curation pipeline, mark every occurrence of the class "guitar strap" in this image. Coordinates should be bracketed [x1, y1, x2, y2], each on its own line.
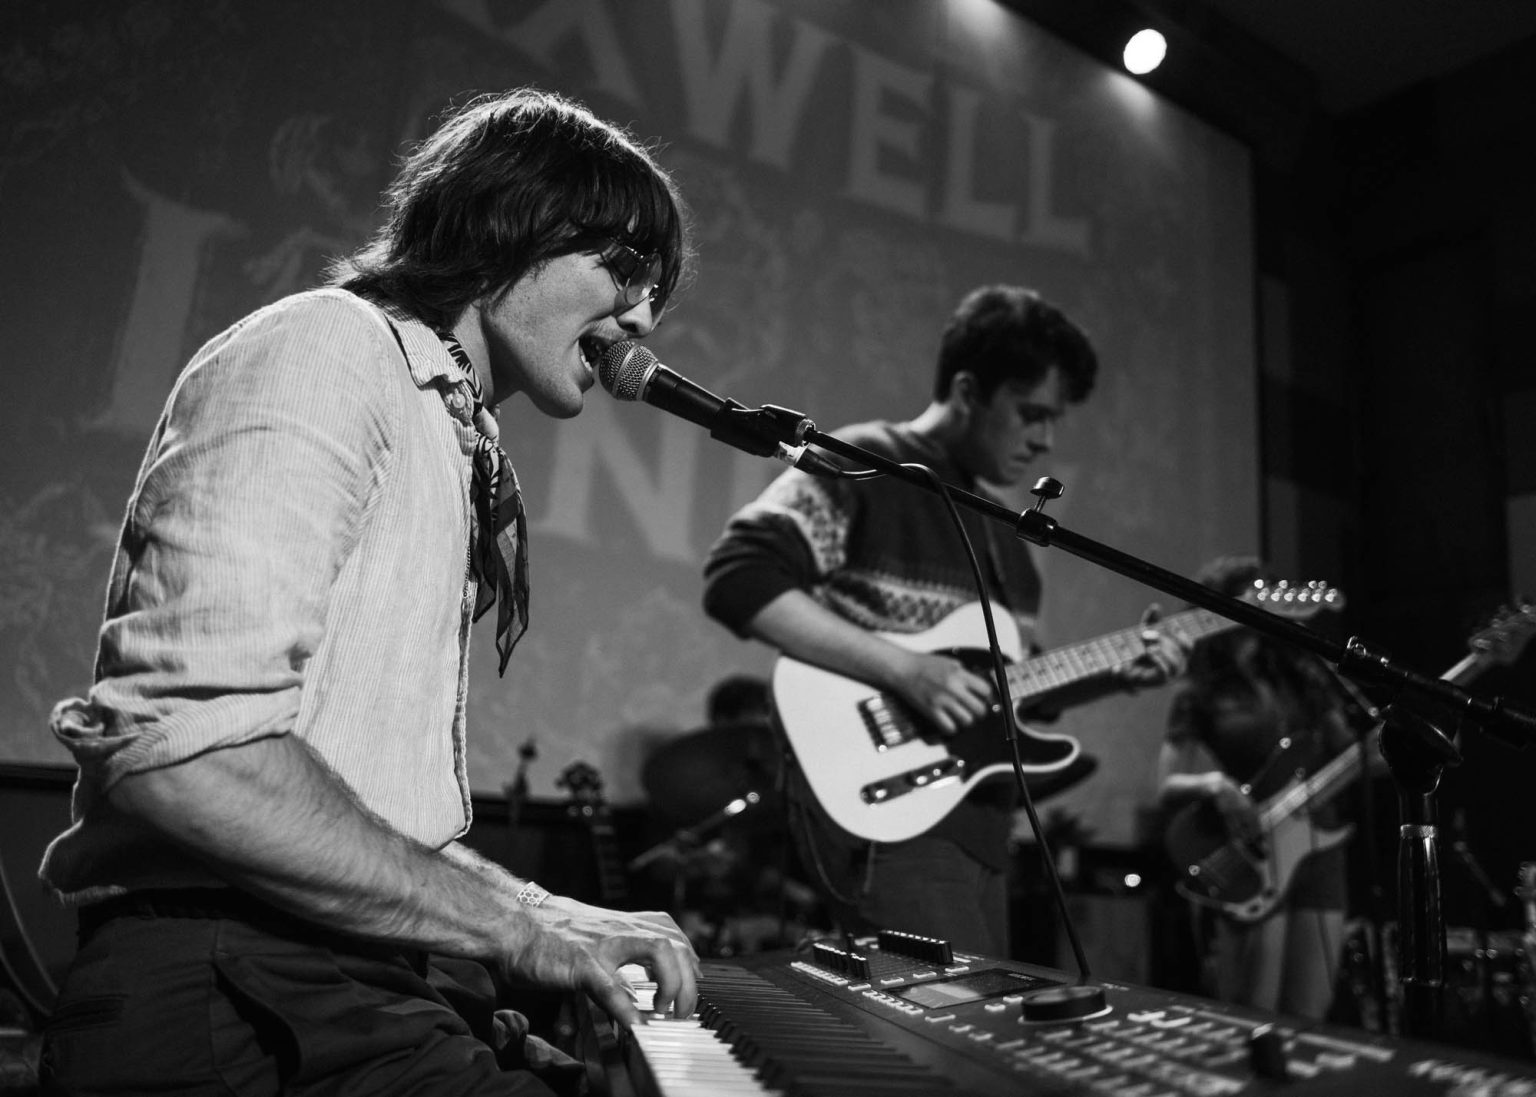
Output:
[978, 515, 1005, 601]
[1240, 732, 1296, 798]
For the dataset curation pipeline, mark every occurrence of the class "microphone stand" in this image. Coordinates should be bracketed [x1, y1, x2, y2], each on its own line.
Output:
[733, 403, 1536, 1039]
[628, 792, 764, 873]
[1325, 665, 1394, 1032]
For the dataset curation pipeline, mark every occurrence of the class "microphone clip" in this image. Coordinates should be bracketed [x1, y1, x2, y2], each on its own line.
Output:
[709, 403, 816, 454]
[757, 404, 817, 445]
[710, 404, 843, 476]
[709, 401, 781, 458]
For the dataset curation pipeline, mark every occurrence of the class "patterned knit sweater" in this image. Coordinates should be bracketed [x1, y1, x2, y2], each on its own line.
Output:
[702, 420, 1044, 870]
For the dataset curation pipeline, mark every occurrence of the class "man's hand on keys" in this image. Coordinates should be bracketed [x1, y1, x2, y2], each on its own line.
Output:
[500, 897, 699, 1027]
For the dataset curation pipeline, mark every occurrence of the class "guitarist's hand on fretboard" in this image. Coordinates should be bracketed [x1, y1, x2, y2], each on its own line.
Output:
[1114, 603, 1194, 693]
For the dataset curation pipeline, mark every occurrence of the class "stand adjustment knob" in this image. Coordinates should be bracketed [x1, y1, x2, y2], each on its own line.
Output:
[1028, 476, 1064, 511]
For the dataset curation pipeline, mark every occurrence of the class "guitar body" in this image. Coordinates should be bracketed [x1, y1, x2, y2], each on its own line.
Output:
[1165, 785, 1353, 923]
[771, 583, 1344, 846]
[772, 602, 1080, 844]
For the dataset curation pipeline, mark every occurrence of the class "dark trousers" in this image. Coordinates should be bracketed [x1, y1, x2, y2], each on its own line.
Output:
[788, 784, 1010, 957]
[39, 890, 559, 1097]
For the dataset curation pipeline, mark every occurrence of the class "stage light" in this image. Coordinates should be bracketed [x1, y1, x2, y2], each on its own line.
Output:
[1122, 29, 1167, 75]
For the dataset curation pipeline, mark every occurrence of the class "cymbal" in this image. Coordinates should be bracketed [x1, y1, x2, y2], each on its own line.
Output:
[642, 722, 783, 826]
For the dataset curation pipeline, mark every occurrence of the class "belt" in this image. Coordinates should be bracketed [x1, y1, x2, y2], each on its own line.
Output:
[74, 886, 422, 964]
[77, 886, 318, 938]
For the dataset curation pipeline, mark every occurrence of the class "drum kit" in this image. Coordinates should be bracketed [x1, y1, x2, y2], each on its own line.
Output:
[1334, 861, 1536, 1060]
[630, 720, 797, 957]
[632, 718, 1098, 957]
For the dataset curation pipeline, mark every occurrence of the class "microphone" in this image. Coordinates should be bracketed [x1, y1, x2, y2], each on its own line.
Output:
[597, 341, 843, 476]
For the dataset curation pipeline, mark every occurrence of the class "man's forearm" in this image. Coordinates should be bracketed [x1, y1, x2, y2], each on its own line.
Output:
[1158, 770, 1227, 807]
[107, 732, 526, 960]
[748, 589, 910, 690]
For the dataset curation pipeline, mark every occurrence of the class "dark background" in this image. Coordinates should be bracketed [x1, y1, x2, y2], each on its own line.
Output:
[1010, 0, 1536, 934]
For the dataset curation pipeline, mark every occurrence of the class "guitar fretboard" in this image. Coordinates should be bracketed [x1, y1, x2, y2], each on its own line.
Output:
[1261, 744, 1363, 826]
[1006, 607, 1239, 701]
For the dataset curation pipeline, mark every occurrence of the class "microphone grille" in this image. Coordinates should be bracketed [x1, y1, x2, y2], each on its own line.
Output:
[597, 341, 657, 402]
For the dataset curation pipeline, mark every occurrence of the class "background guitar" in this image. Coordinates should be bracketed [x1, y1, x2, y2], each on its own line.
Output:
[773, 580, 1343, 844]
[1166, 599, 1536, 922]
[556, 761, 631, 909]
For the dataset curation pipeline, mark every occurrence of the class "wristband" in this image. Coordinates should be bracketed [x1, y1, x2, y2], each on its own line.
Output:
[515, 881, 550, 908]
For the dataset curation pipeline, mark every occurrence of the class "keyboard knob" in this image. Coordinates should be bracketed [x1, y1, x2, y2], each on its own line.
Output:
[1020, 982, 1108, 1023]
[1247, 1022, 1290, 1080]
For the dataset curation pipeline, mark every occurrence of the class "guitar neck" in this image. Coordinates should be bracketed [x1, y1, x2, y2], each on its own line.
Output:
[1442, 651, 1489, 688]
[1005, 607, 1240, 703]
[1259, 645, 1498, 827]
[1260, 744, 1363, 827]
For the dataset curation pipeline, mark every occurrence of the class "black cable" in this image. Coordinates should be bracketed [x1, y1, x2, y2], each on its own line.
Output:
[0, 853, 57, 1024]
[900, 462, 1094, 982]
[1301, 801, 1345, 1017]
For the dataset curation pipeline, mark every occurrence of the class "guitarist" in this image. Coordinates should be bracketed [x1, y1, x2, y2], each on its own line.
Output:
[1157, 555, 1361, 1019]
[703, 285, 1187, 957]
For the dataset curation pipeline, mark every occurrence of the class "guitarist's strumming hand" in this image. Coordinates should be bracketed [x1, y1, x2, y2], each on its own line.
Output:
[1209, 773, 1265, 854]
[1114, 603, 1192, 692]
[892, 648, 997, 737]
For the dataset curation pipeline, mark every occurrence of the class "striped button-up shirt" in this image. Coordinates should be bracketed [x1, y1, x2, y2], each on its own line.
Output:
[42, 289, 486, 902]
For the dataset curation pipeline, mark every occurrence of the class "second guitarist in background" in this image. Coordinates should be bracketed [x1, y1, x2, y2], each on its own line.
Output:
[702, 284, 1186, 957]
[1158, 555, 1361, 1019]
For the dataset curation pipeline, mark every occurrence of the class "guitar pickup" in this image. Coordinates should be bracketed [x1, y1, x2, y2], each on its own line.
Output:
[861, 758, 965, 803]
[858, 697, 917, 749]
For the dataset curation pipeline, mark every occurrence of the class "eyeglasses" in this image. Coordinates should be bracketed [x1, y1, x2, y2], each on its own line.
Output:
[598, 239, 665, 311]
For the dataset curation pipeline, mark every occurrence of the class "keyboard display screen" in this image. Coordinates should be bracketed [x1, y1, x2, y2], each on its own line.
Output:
[888, 968, 1053, 1009]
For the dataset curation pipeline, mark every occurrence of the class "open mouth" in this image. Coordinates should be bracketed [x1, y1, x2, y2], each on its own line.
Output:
[579, 336, 603, 374]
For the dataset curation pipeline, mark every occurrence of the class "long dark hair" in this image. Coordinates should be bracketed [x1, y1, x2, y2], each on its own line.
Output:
[330, 87, 691, 330]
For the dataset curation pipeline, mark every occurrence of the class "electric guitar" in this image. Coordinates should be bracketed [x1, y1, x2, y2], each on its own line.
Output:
[1166, 599, 1536, 923]
[771, 580, 1343, 844]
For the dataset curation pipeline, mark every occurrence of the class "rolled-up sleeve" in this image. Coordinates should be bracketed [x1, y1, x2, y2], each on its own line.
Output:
[70, 298, 400, 789]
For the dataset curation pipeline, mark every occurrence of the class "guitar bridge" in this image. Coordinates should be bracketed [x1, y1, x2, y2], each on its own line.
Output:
[860, 758, 965, 804]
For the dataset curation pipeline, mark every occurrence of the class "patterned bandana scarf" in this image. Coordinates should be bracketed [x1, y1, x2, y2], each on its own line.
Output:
[436, 330, 529, 675]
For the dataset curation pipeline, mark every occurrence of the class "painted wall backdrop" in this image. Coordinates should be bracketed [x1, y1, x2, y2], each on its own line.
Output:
[1, 0, 1257, 846]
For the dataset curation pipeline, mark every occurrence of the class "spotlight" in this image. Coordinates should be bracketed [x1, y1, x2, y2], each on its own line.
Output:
[1123, 28, 1166, 75]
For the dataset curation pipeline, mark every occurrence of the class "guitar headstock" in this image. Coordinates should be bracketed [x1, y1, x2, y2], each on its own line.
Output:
[1240, 579, 1345, 620]
[1467, 600, 1536, 667]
